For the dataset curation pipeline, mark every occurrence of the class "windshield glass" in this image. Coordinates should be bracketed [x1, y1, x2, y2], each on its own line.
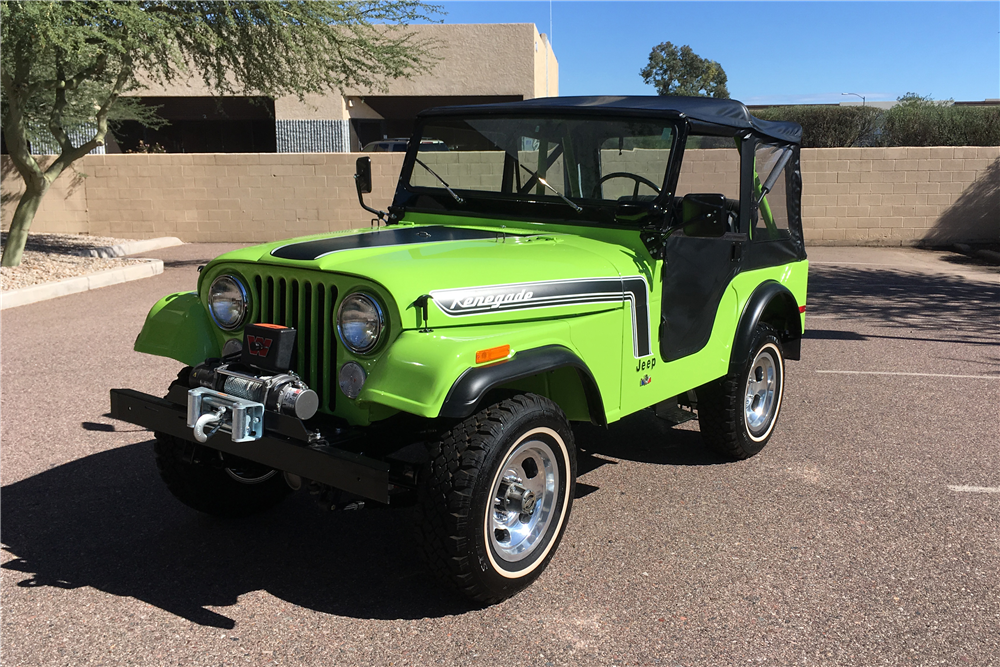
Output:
[404, 116, 677, 215]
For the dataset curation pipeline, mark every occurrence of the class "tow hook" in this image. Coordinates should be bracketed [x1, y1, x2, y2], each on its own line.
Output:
[193, 407, 226, 443]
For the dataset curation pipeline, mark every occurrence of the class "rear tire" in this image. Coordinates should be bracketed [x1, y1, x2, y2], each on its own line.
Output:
[697, 324, 785, 460]
[153, 432, 291, 517]
[414, 394, 576, 604]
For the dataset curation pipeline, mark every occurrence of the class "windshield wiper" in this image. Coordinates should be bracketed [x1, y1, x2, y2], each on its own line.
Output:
[516, 162, 583, 213]
[415, 158, 464, 204]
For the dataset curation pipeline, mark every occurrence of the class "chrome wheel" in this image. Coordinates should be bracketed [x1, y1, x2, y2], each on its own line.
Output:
[744, 342, 782, 441]
[488, 433, 560, 564]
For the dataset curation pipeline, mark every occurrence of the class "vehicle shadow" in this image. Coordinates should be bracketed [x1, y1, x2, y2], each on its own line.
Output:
[1, 411, 728, 629]
[574, 408, 728, 468]
[1, 441, 474, 628]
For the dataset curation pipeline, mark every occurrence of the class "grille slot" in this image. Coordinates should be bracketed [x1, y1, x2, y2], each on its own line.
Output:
[251, 273, 337, 413]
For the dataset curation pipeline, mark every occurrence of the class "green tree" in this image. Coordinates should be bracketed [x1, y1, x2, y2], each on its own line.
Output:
[1, 0, 438, 267]
[639, 41, 729, 99]
[896, 92, 935, 107]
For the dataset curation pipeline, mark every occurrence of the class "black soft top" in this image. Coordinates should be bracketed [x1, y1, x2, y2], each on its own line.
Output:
[420, 95, 801, 145]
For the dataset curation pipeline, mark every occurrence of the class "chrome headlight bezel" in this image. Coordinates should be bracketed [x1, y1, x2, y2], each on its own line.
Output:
[336, 292, 385, 354]
[207, 274, 250, 331]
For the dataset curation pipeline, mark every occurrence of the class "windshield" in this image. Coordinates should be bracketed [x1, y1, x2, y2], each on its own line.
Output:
[401, 115, 677, 223]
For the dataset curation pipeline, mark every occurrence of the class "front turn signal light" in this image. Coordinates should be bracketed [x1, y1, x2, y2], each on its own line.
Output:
[475, 344, 511, 365]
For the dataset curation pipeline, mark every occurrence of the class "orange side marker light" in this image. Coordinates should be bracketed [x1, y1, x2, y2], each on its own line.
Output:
[476, 344, 511, 365]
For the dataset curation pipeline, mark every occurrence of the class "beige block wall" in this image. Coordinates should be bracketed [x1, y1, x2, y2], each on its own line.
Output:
[800, 146, 999, 245]
[2, 153, 405, 243]
[1, 157, 90, 234]
[3, 147, 998, 245]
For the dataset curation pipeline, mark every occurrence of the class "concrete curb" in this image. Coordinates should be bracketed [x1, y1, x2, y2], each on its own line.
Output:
[1, 258, 164, 310]
[70, 236, 183, 258]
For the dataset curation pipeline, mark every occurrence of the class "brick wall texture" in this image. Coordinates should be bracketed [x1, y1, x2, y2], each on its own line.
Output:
[3, 146, 997, 246]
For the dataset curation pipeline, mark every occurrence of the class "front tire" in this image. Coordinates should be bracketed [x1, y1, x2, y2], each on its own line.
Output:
[697, 324, 785, 460]
[415, 394, 576, 604]
[153, 432, 291, 517]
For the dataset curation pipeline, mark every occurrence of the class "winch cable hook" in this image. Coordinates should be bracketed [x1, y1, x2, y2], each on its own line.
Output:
[193, 407, 226, 443]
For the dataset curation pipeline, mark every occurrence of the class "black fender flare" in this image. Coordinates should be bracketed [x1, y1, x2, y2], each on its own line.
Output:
[732, 281, 803, 366]
[439, 345, 607, 425]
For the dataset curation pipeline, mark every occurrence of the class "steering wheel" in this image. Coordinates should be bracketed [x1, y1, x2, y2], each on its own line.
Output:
[594, 172, 661, 200]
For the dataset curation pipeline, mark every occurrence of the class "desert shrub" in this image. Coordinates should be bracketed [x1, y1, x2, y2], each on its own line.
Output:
[752, 105, 1000, 147]
[753, 106, 883, 148]
[880, 105, 1000, 146]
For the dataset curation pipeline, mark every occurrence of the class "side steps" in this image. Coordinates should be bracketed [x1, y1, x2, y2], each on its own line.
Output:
[653, 391, 698, 426]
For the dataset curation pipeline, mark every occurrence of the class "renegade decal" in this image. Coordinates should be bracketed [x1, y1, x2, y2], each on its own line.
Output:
[270, 226, 510, 261]
[430, 276, 653, 358]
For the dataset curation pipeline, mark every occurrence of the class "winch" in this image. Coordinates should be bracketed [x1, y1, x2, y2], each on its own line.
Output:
[185, 360, 319, 443]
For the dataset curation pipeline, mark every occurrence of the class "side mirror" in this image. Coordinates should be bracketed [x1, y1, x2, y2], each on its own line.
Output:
[353, 155, 387, 222]
[677, 193, 728, 238]
[355, 156, 373, 194]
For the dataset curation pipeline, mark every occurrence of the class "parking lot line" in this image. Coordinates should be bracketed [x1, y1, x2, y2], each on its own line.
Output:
[948, 486, 1000, 494]
[816, 370, 1000, 380]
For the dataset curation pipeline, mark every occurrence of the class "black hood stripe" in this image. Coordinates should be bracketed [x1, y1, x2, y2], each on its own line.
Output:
[430, 276, 653, 358]
[270, 226, 509, 261]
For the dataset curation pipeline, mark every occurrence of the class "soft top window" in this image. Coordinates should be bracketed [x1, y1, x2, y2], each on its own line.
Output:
[404, 115, 677, 214]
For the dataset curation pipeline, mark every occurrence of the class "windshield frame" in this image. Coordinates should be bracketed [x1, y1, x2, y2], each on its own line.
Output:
[392, 110, 687, 228]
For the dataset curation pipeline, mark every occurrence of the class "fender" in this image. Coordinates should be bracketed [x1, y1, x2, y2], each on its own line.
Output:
[440, 345, 606, 425]
[732, 281, 802, 366]
[134, 291, 221, 367]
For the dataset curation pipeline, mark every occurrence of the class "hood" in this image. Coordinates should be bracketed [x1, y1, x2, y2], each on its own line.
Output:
[209, 224, 643, 328]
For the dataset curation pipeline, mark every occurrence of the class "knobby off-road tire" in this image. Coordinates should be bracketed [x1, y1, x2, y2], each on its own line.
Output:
[697, 324, 785, 460]
[415, 394, 577, 604]
[153, 432, 291, 517]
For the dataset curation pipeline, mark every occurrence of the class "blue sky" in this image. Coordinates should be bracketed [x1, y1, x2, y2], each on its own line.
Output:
[420, 1, 999, 104]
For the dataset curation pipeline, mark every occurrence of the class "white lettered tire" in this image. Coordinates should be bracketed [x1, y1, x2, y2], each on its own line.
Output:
[415, 394, 576, 603]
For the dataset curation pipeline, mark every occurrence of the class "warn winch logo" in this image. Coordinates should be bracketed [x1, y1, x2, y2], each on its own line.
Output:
[246, 335, 273, 357]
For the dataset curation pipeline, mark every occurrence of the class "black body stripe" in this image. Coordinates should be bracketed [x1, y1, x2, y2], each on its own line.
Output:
[270, 226, 507, 261]
[623, 277, 652, 358]
[431, 276, 652, 358]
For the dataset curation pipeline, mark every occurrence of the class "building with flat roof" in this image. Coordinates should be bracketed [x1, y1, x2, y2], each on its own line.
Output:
[18, 23, 557, 156]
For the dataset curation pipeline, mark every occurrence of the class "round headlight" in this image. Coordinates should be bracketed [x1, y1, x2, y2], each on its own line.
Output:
[337, 293, 384, 354]
[208, 275, 249, 330]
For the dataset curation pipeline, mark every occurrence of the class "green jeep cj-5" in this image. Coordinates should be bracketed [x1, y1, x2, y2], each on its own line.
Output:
[112, 96, 808, 603]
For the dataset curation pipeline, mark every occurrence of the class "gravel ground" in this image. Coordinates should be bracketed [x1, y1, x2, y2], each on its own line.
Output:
[0, 232, 146, 291]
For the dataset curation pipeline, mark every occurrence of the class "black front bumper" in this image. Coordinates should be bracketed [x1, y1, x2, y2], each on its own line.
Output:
[110, 388, 390, 503]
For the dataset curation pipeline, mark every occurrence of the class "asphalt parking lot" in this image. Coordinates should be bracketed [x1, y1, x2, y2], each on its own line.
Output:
[2, 243, 998, 667]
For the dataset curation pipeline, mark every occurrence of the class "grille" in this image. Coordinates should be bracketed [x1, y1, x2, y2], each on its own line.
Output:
[249, 273, 338, 413]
